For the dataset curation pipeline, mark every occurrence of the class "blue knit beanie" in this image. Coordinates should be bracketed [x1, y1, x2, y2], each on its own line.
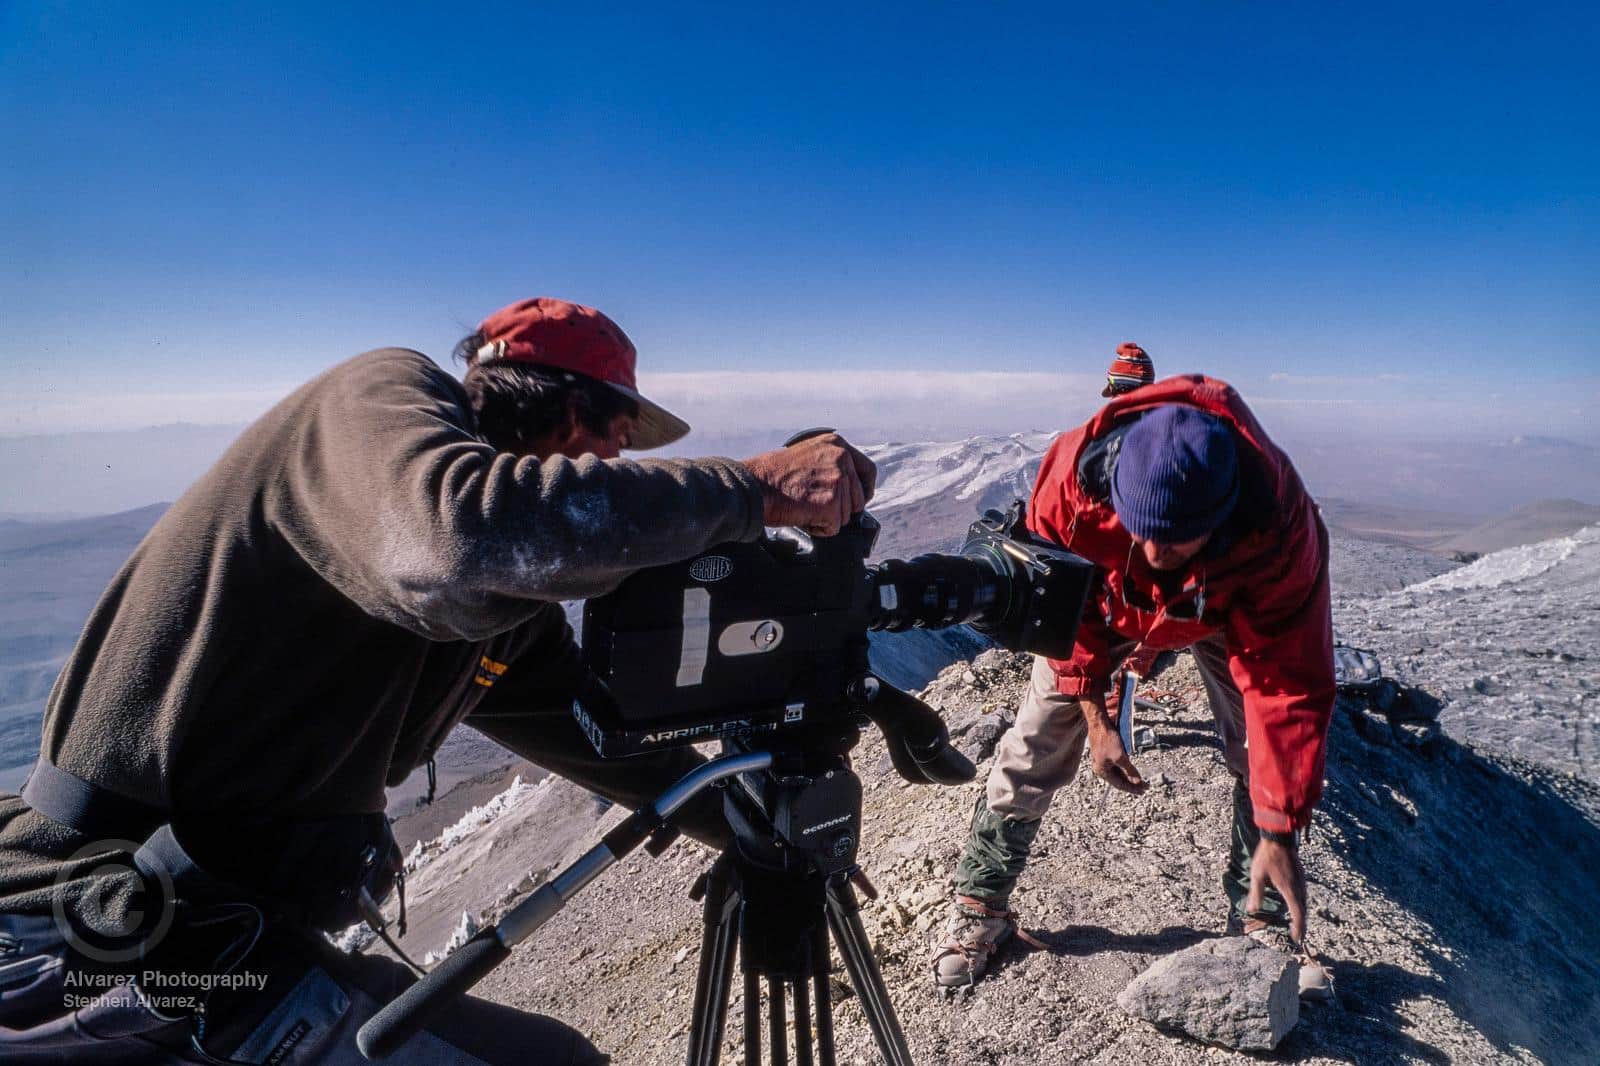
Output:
[1110, 406, 1240, 543]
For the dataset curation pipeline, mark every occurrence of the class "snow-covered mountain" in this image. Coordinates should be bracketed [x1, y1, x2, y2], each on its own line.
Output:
[863, 431, 1056, 514]
[8, 432, 1598, 1062]
[862, 431, 1056, 557]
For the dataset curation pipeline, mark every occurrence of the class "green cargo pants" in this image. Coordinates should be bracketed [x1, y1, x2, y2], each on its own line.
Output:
[951, 639, 1287, 925]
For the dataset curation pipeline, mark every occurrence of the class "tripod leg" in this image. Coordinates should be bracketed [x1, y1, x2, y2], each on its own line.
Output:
[825, 879, 913, 1066]
[792, 977, 813, 1066]
[768, 976, 788, 1066]
[811, 924, 836, 1066]
[688, 857, 742, 1066]
[744, 970, 761, 1066]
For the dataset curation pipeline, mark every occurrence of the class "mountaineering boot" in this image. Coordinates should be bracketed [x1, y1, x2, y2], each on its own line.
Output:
[932, 895, 1044, 988]
[1243, 918, 1335, 1002]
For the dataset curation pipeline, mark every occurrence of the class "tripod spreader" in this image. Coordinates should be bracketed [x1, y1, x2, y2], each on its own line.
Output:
[357, 751, 775, 1061]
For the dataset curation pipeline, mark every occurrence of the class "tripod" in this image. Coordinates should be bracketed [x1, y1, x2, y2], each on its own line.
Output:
[359, 694, 965, 1064]
[686, 791, 911, 1066]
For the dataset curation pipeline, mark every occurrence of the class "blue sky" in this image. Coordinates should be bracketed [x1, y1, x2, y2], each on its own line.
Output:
[1, 2, 1596, 438]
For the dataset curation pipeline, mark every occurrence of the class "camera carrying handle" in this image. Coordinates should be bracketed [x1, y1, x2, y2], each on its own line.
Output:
[356, 751, 774, 1061]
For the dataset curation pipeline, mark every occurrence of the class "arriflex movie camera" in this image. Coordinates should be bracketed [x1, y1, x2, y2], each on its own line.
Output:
[574, 501, 1092, 758]
[359, 502, 1094, 1066]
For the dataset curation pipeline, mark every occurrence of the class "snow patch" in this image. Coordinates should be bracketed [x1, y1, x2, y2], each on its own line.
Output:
[327, 921, 378, 954]
[405, 774, 542, 874]
[424, 911, 483, 965]
[1405, 522, 1600, 593]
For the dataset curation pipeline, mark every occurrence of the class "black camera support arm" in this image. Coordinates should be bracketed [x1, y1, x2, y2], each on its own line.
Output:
[356, 750, 774, 1061]
[853, 675, 977, 787]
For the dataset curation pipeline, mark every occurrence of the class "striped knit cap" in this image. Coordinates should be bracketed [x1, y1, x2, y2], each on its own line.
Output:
[1102, 342, 1156, 397]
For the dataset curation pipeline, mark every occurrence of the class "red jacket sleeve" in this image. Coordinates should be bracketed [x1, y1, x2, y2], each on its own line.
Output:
[1224, 509, 1336, 833]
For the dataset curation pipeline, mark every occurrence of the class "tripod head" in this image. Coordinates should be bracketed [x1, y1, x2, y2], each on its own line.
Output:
[724, 735, 862, 878]
[717, 666, 980, 887]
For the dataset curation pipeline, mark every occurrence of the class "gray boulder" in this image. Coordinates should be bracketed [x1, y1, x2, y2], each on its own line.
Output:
[953, 712, 1011, 763]
[1116, 936, 1300, 1051]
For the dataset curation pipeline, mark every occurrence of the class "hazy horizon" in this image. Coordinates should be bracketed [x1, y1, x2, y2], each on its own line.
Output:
[3, 378, 1598, 520]
[4, 4, 1594, 516]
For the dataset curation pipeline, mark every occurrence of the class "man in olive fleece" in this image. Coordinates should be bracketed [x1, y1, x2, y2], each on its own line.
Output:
[0, 297, 875, 1064]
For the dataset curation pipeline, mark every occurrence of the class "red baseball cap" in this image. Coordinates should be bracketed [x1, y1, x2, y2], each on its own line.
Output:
[474, 297, 690, 450]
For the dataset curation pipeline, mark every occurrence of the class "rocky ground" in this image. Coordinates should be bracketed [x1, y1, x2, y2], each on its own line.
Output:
[1326, 535, 1455, 598]
[385, 643, 1600, 1065]
[1333, 524, 1600, 784]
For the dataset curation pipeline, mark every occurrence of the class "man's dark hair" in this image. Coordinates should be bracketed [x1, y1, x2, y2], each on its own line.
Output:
[453, 331, 639, 452]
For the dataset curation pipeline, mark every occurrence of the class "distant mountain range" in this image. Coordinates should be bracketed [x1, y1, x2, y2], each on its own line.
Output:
[1280, 431, 1600, 517]
[1433, 498, 1600, 555]
[6, 418, 1599, 521]
[0, 504, 168, 788]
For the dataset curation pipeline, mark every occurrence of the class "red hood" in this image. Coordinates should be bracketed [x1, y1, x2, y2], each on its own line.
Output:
[1075, 374, 1299, 510]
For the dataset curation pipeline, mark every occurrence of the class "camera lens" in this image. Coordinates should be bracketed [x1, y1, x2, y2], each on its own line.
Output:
[866, 550, 1015, 633]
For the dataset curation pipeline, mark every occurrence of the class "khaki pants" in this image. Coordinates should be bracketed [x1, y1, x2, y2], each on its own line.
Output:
[988, 637, 1247, 819]
[953, 638, 1285, 923]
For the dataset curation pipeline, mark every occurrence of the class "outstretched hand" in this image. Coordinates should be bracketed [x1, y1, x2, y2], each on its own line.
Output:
[1247, 837, 1308, 944]
[742, 432, 877, 537]
[1087, 718, 1148, 795]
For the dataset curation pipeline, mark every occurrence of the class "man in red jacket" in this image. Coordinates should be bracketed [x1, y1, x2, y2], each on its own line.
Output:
[933, 376, 1335, 998]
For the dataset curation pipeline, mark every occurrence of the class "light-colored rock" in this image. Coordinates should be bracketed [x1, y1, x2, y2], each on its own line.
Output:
[971, 648, 1012, 674]
[1116, 937, 1300, 1051]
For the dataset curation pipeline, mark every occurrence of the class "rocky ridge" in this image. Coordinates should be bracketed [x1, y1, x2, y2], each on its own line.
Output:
[388, 642, 1600, 1064]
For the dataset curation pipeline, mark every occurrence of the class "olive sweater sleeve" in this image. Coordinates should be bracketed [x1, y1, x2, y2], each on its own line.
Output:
[268, 349, 766, 641]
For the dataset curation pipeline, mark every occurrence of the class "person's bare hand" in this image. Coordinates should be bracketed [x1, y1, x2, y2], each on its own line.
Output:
[741, 433, 877, 536]
[1247, 836, 1308, 944]
[1086, 718, 1147, 794]
[1125, 644, 1159, 677]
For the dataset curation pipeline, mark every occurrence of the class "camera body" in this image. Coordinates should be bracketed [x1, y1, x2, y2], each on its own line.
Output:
[575, 502, 1094, 758]
[576, 520, 878, 757]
